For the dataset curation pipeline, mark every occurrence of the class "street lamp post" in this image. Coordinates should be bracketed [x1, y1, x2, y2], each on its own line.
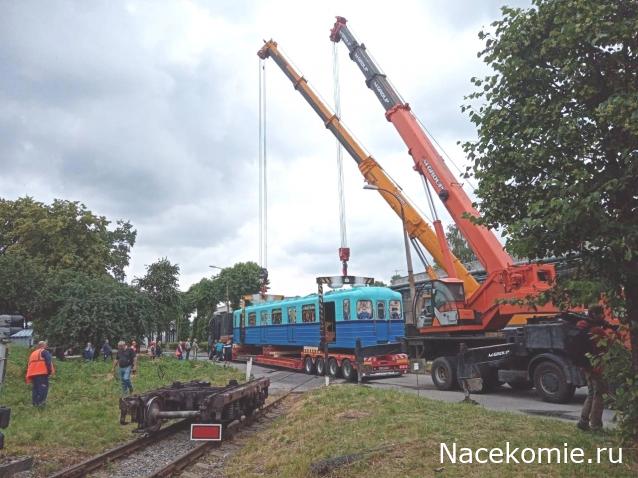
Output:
[363, 184, 417, 326]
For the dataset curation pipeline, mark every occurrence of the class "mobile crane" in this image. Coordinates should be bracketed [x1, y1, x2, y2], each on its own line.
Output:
[331, 17, 588, 402]
[257, 40, 480, 313]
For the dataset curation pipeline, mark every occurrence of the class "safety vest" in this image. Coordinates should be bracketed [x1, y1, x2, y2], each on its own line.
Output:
[26, 348, 54, 383]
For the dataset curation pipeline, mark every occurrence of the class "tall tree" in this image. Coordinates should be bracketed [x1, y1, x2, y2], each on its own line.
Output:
[39, 270, 155, 349]
[462, 1, 638, 371]
[212, 262, 262, 308]
[134, 258, 181, 336]
[0, 197, 136, 280]
[445, 225, 477, 265]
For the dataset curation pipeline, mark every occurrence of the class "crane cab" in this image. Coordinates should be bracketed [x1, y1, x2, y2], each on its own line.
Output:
[423, 278, 475, 327]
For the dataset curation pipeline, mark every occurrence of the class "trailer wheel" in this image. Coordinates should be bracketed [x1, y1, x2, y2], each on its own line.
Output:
[303, 356, 315, 375]
[533, 361, 575, 403]
[341, 359, 356, 382]
[327, 357, 340, 378]
[315, 356, 326, 376]
[431, 356, 457, 391]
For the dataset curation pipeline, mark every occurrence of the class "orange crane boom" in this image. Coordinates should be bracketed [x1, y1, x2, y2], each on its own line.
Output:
[331, 17, 561, 332]
[257, 40, 480, 304]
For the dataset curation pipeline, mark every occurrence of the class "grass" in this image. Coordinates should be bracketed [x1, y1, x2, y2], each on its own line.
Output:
[0, 345, 243, 475]
[225, 385, 637, 478]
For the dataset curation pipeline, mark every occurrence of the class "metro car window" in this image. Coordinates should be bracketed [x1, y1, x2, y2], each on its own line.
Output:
[288, 307, 297, 324]
[302, 304, 316, 323]
[272, 308, 282, 325]
[357, 300, 373, 320]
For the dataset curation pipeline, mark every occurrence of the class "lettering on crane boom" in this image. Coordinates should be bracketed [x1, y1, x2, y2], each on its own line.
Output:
[353, 52, 370, 74]
[422, 158, 445, 192]
[487, 350, 510, 358]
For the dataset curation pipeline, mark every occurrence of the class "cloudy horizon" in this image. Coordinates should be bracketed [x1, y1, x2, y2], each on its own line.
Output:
[0, 0, 531, 296]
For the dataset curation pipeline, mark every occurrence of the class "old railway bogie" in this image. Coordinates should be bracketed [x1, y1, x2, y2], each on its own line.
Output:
[119, 378, 269, 433]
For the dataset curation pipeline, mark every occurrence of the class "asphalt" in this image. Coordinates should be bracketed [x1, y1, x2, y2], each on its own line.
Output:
[221, 360, 615, 426]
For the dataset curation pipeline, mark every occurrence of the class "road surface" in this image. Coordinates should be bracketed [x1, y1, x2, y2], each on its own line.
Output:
[222, 361, 614, 425]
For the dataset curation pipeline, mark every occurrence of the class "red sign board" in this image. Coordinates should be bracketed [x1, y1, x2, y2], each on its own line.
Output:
[190, 423, 223, 441]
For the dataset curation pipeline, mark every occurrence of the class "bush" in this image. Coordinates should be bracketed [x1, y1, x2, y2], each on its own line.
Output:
[592, 328, 637, 443]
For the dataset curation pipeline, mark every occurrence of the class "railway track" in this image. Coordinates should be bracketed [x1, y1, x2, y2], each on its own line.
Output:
[48, 381, 308, 478]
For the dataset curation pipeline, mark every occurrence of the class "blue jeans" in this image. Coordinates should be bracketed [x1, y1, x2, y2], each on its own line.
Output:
[32, 375, 49, 406]
[118, 366, 133, 395]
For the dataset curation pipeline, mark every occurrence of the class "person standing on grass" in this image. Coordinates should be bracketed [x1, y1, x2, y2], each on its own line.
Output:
[155, 340, 163, 359]
[575, 305, 612, 432]
[101, 339, 112, 361]
[191, 339, 199, 360]
[215, 340, 224, 361]
[113, 340, 137, 402]
[185, 338, 192, 360]
[26, 341, 55, 407]
[83, 342, 95, 361]
[175, 341, 184, 360]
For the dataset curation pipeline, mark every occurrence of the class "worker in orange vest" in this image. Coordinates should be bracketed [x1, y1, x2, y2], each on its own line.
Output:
[26, 341, 55, 407]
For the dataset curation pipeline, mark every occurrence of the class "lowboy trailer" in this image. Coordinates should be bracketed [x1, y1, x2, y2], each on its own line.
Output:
[234, 341, 409, 381]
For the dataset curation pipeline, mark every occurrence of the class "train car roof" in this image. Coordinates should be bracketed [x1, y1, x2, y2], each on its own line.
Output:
[237, 286, 401, 312]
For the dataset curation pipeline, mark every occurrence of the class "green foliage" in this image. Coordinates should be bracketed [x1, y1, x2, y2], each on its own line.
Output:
[2, 346, 242, 473]
[372, 280, 387, 287]
[211, 262, 262, 309]
[463, 0, 638, 442]
[0, 254, 47, 318]
[592, 331, 637, 442]
[38, 270, 156, 348]
[445, 225, 477, 264]
[462, 0, 638, 364]
[0, 197, 136, 280]
[134, 258, 181, 334]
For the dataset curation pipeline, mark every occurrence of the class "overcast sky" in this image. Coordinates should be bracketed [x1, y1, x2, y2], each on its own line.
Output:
[0, 0, 531, 296]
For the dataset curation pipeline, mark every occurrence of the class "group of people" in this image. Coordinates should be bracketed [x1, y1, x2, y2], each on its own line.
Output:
[147, 340, 163, 359]
[25, 338, 139, 408]
[174, 338, 199, 360]
[210, 339, 232, 362]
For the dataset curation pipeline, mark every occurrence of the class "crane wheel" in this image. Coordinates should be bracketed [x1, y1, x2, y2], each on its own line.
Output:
[431, 356, 458, 391]
[533, 361, 575, 403]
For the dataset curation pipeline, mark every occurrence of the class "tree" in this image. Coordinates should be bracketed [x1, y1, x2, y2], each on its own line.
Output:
[212, 262, 262, 309]
[0, 197, 136, 280]
[134, 258, 181, 336]
[462, 0, 637, 437]
[39, 270, 155, 349]
[445, 225, 477, 265]
[0, 254, 47, 319]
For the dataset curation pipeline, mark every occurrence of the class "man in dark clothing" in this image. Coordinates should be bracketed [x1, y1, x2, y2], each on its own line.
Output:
[26, 341, 55, 407]
[576, 305, 610, 432]
[101, 340, 112, 361]
[112, 341, 137, 402]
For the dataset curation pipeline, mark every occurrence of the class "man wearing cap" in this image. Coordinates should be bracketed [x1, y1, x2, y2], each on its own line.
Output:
[112, 341, 137, 400]
[26, 341, 55, 407]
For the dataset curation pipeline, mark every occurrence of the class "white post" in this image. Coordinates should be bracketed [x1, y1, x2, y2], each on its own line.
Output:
[246, 357, 253, 382]
[325, 375, 330, 387]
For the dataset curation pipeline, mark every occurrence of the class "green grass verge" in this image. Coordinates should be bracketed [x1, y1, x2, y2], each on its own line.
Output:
[0, 345, 242, 474]
[226, 385, 637, 478]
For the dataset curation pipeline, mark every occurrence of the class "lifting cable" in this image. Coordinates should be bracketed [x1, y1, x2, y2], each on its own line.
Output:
[332, 42, 349, 269]
[258, 59, 268, 270]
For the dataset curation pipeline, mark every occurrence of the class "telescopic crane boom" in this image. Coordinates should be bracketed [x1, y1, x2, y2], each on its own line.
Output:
[257, 41, 480, 305]
[331, 17, 560, 332]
